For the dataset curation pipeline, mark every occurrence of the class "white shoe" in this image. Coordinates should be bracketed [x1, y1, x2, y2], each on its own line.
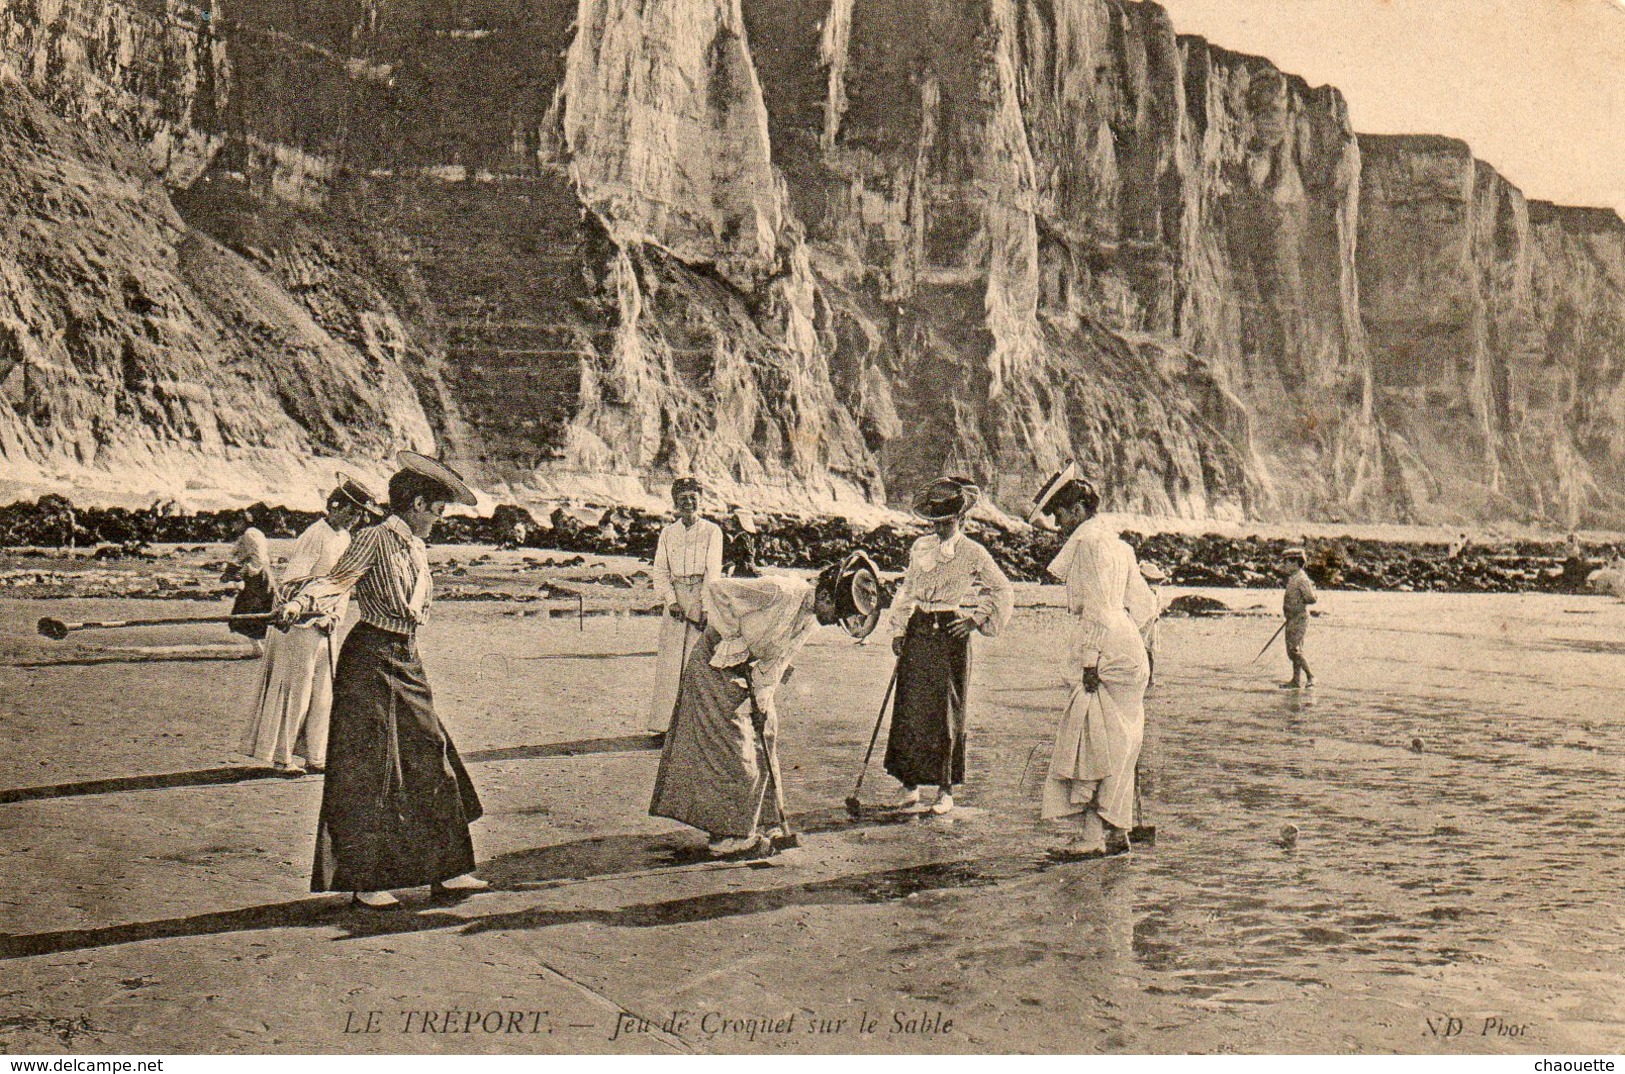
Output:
[352, 890, 400, 909]
[929, 792, 955, 815]
[895, 787, 924, 812]
[707, 836, 759, 856]
[434, 873, 489, 893]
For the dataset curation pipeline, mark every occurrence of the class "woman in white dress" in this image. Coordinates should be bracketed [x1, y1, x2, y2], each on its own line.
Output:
[240, 475, 382, 775]
[1029, 464, 1158, 858]
[646, 477, 724, 735]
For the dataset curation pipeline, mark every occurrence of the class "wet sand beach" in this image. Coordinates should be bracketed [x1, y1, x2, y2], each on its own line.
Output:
[1, 550, 1621, 1054]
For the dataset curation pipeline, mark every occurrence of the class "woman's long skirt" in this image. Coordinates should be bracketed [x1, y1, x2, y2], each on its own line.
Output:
[647, 578, 707, 733]
[649, 629, 782, 839]
[884, 611, 970, 789]
[240, 623, 335, 767]
[1042, 616, 1150, 831]
[312, 622, 482, 893]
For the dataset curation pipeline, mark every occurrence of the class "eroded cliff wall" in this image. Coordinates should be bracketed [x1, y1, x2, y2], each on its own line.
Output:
[1, 0, 1621, 524]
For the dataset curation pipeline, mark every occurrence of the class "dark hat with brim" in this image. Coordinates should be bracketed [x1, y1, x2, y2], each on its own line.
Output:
[912, 477, 981, 522]
[671, 476, 704, 497]
[815, 549, 886, 639]
[332, 471, 385, 518]
[396, 451, 478, 506]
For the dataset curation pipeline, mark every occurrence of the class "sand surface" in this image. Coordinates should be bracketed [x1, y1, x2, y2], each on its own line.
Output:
[1, 565, 1621, 1054]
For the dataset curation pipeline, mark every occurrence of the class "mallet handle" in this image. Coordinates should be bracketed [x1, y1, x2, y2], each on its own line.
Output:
[40, 612, 277, 637]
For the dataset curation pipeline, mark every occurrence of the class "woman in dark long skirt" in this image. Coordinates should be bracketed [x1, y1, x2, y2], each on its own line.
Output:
[280, 452, 487, 910]
[884, 478, 1014, 815]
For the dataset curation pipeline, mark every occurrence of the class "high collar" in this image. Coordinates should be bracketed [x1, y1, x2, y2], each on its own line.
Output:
[383, 514, 425, 548]
[916, 531, 964, 571]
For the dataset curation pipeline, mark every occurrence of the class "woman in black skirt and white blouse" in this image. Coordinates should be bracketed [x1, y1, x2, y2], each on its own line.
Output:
[884, 478, 1014, 815]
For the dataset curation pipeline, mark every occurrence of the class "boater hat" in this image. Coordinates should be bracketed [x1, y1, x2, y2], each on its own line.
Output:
[1282, 547, 1308, 564]
[815, 549, 886, 639]
[332, 471, 385, 518]
[912, 476, 981, 522]
[1139, 561, 1168, 583]
[1028, 461, 1096, 524]
[396, 451, 478, 507]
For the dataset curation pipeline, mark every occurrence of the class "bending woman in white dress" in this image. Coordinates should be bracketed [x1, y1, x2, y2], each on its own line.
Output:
[1029, 465, 1158, 858]
[240, 475, 382, 775]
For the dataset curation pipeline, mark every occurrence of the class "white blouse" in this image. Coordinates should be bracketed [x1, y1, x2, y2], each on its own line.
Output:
[889, 532, 1015, 639]
[705, 575, 821, 723]
[652, 517, 724, 603]
[280, 518, 353, 615]
[1047, 517, 1158, 656]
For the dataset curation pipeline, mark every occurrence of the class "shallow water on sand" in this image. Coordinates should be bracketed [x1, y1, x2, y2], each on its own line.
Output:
[0, 585, 1621, 1052]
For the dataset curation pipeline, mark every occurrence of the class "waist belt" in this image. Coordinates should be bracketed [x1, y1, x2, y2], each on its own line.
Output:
[908, 609, 962, 632]
[672, 574, 707, 585]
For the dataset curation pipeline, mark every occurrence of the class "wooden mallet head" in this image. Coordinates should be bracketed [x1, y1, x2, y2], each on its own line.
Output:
[37, 617, 70, 641]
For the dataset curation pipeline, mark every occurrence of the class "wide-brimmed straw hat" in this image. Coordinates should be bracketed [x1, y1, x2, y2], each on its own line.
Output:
[815, 549, 886, 639]
[332, 471, 385, 518]
[1139, 561, 1168, 583]
[727, 504, 759, 534]
[396, 451, 478, 506]
[912, 476, 981, 522]
[1028, 461, 1097, 524]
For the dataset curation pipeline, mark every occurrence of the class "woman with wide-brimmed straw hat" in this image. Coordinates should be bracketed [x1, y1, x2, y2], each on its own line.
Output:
[1029, 462, 1158, 858]
[279, 452, 487, 909]
[883, 476, 1014, 816]
[649, 553, 874, 856]
[241, 472, 384, 776]
[646, 476, 725, 736]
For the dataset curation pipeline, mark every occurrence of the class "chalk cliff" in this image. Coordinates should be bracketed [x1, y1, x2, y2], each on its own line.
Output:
[1, 0, 1621, 524]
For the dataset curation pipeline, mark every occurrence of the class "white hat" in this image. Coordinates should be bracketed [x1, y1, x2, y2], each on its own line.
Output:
[1028, 461, 1081, 524]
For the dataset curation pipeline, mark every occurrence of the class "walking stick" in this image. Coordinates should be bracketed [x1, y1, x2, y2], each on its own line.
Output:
[845, 658, 900, 818]
[37, 612, 277, 641]
[1250, 621, 1287, 664]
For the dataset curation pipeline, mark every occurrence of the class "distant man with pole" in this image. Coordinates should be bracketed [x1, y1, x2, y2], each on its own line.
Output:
[1029, 464, 1158, 858]
[1280, 548, 1317, 690]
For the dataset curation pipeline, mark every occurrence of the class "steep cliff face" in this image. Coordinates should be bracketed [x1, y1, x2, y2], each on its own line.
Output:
[1358, 136, 1625, 525]
[1, 0, 1621, 525]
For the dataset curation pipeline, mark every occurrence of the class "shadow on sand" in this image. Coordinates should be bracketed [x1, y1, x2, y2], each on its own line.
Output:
[0, 736, 662, 804]
[1, 823, 1079, 960]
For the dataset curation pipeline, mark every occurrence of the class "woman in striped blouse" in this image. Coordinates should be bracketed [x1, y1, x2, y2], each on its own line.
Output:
[283, 453, 487, 909]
